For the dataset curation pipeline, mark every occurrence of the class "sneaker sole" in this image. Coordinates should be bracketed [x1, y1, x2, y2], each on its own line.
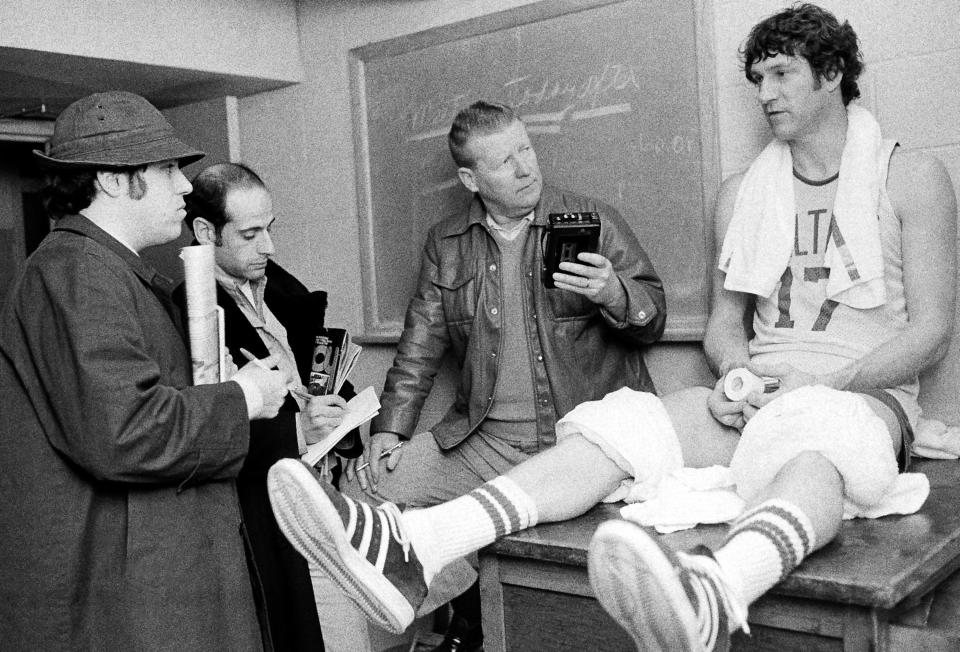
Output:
[267, 460, 415, 634]
[588, 520, 701, 652]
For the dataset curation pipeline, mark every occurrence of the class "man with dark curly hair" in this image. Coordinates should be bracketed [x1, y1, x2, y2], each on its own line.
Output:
[741, 2, 864, 106]
[584, 4, 955, 649]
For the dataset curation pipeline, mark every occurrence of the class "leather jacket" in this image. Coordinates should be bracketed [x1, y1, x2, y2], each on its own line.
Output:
[371, 186, 667, 450]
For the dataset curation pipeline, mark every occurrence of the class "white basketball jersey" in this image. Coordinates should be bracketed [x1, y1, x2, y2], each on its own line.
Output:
[749, 140, 920, 424]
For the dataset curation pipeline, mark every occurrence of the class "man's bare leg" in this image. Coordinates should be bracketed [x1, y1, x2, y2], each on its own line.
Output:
[510, 386, 741, 521]
[267, 386, 733, 632]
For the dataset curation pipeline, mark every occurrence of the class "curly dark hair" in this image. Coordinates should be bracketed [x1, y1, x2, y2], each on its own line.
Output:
[41, 167, 150, 220]
[40, 170, 99, 220]
[741, 3, 863, 105]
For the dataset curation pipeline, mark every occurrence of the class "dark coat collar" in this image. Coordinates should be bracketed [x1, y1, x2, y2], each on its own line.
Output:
[54, 214, 177, 294]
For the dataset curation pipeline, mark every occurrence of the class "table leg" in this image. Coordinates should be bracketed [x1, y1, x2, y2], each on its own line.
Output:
[479, 553, 507, 652]
[842, 608, 880, 652]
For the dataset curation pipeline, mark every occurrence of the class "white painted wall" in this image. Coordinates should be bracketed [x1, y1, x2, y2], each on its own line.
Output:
[0, 0, 303, 81]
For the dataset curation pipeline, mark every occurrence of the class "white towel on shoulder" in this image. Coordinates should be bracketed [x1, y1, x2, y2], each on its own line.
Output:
[719, 104, 887, 309]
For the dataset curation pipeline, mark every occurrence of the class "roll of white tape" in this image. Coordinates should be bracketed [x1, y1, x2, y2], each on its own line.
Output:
[724, 368, 777, 401]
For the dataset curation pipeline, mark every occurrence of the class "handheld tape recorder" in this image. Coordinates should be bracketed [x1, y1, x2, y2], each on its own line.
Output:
[541, 212, 601, 288]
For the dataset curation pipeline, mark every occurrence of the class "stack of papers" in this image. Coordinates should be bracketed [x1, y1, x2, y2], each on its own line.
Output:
[333, 337, 362, 394]
[307, 328, 362, 396]
[301, 386, 380, 467]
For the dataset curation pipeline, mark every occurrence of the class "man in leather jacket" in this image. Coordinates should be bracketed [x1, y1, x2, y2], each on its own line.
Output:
[340, 100, 666, 650]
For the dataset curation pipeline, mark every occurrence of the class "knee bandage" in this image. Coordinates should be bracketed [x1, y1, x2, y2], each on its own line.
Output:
[556, 387, 683, 502]
[730, 386, 898, 509]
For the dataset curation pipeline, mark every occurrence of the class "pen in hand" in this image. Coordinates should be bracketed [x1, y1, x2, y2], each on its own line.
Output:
[355, 442, 403, 471]
[289, 387, 314, 402]
[239, 348, 314, 402]
[239, 348, 274, 370]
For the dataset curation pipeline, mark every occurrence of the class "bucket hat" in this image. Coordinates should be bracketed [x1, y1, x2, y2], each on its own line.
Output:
[33, 91, 205, 169]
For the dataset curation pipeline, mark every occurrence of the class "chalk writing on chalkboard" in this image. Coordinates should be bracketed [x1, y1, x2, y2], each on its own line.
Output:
[349, 0, 719, 342]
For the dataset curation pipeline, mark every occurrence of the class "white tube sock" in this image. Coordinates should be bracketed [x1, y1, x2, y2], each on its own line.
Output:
[400, 476, 539, 584]
[714, 499, 816, 608]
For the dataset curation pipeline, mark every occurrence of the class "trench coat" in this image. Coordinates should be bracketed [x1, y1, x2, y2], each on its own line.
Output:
[0, 215, 261, 651]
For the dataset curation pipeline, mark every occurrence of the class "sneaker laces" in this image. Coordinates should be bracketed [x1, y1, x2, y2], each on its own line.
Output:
[680, 551, 751, 640]
[379, 501, 413, 563]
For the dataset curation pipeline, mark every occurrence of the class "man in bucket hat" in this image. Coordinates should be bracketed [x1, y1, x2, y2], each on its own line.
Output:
[0, 91, 288, 651]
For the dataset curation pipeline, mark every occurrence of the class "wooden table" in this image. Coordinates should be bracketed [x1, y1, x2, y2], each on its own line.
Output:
[478, 460, 960, 651]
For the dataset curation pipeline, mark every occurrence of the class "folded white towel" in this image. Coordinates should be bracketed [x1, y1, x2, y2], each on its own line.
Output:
[912, 417, 960, 459]
[620, 469, 930, 533]
[620, 467, 745, 534]
[719, 103, 886, 308]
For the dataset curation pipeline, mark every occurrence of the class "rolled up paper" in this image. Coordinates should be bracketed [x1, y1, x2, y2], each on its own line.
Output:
[724, 368, 779, 401]
[180, 244, 222, 385]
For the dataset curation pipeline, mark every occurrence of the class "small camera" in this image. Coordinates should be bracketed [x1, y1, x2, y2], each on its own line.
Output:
[541, 212, 601, 288]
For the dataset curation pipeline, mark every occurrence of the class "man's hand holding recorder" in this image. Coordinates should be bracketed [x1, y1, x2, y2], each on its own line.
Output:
[544, 212, 628, 319]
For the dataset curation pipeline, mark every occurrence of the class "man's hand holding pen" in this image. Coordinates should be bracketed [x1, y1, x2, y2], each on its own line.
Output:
[238, 348, 348, 439]
[233, 349, 287, 419]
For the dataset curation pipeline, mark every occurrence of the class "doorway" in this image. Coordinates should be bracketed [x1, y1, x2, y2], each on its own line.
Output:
[0, 140, 49, 307]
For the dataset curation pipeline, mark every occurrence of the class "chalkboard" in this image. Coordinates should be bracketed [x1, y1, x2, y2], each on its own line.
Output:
[349, 0, 719, 342]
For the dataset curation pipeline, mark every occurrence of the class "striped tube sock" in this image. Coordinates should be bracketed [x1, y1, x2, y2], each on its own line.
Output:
[714, 499, 817, 609]
[401, 476, 539, 584]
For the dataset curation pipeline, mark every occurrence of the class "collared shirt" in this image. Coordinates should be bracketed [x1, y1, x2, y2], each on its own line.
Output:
[215, 266, 309, 453]
[486, 211, 534, 241]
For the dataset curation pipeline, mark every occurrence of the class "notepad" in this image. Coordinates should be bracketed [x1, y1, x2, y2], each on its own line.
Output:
[301, 386, 380, 467]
